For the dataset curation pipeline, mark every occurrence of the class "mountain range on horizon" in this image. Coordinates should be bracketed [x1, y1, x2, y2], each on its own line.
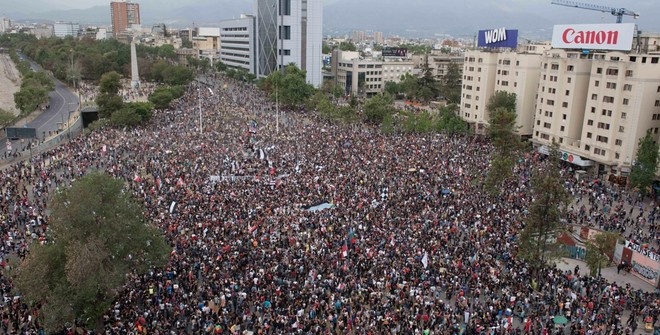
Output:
[4, 0, 660, 39]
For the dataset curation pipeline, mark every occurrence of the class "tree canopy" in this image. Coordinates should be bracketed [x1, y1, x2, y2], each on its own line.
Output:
[517, 143, 569, 281]
[630, 130, 659, 195]
[12, 172, 170, 333]
[262, 64, 314, 108]
[485, 91, 520, 193]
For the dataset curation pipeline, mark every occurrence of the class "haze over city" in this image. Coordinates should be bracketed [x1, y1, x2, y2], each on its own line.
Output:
[4, 0, 660, 38]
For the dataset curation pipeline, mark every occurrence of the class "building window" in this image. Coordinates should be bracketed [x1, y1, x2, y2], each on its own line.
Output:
[656, 100, 660, 107]
[626, 70, 633, 77]
[586, 132, 592, 138]
[560, 126, 565, 131]
[623, 98, 629, 105]
[606, 68, 618, 76]
[279, 25, 291, 40]
[619, 126, 625, 132]
[278, 49, 291, 55]
[562, 102, 568, 108]
[623, 84, 632, 91]
[584, 144, 590, 151]
[543, 122, 551, 129]
[596, 68, 602, 74]
[587, 119, 593, 126]
[602, 96, 614, 103]
[596, 135, 608, 143]
[279, 0, 291, 15]
[606, 82, 616, 89]
[621, 112, 627, 119]
[567, 65, 574, 71]
[594, 80, 599, 87]
[615, 139, 622, 146]
[591, 94, 597, 100]
[567, 77, 572, 83]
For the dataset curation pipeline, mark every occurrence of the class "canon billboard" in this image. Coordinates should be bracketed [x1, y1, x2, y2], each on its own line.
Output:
[551, 23, 635, 51]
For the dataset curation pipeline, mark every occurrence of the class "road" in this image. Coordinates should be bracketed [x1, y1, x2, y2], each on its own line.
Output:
[3, 54, 79, 156]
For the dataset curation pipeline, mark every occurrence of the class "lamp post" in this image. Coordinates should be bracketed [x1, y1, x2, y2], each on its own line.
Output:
[198, 86, 214, 134]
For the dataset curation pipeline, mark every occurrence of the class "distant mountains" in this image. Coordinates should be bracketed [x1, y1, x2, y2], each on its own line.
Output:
[5, 0, 660, 39]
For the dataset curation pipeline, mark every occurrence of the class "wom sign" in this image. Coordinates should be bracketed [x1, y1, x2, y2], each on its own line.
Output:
[477, 28, 518, 48]
[551, 23, 635, 51]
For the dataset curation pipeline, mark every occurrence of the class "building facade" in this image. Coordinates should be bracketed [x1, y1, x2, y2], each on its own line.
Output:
[53, 22, 80, 38]
[533, 50, 660, 174]
[0, 17, 11, 34]
[255, 0, 322, 87]
[460, 44, 551, 135]
[331, 50, 414, 96]
[111, 1, 141, 37]
[193, 27, 220, 62]
[219, 15, 257, 74]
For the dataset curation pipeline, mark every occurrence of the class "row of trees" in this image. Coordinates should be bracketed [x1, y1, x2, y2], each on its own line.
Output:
[96, 71, 154, 127]
[8, 49, 54, 116]
[384, 59, 461, 104]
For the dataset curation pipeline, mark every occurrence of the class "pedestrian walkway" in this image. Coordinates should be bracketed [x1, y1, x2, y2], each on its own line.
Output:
[557, 257, 656, 292]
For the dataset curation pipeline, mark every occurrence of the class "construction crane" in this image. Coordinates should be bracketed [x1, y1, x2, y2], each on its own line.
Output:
[550, 0, 639, 23]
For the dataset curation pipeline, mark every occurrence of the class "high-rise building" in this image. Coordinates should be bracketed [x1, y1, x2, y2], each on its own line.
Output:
[219, 14, 257, 74]
[255, 0, 322, 87]
[110, 1, 141, 37]
[373, 31, 384, 45]
[53, 22, 80, 38]
[0, 17, 11, 34]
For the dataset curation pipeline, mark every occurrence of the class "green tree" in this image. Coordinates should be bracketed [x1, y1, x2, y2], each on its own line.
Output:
[517, 142, 569, 283]
[263, 64, 314, 108]
[384, 81, 400, 97]
[322, 42, 332, 54]
[441, 62, 462, 104]
[148, 87, 174, 109]
[12, 173, 170, 333]
[399, 73, 418, 100]
[363, 93, 395, 124]
[585, 232, 619, 277]
[339, 41, 357, 51]
[157, 44, 176, 60]
[99, 71, 122, 95]
[110, 105, 143, 126]
[415, 55, 439, 103]
[215, 60, 228, 72]
[0, 109, 15, 128]
[96, 93, 124, 118]
[14, 85, 48, 115]
[485, 91, 520, 194]
[630, 130, 659, 196]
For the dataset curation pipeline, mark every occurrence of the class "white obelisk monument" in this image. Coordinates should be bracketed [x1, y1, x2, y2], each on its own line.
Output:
[130, 36, 140, 89]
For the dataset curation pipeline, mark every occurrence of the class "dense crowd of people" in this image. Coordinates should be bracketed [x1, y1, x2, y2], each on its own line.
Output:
[0, 73, 658, 335]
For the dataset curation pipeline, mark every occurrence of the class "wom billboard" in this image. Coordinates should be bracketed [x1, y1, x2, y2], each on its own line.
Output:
[552, 23, 635, 51]
[477, 28, 518, 48]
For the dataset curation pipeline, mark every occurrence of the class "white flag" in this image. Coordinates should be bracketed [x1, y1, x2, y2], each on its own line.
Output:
[421, 252, 429, 269]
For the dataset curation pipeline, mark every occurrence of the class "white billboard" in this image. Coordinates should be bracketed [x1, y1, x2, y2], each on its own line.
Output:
[551, 23, 635, 51]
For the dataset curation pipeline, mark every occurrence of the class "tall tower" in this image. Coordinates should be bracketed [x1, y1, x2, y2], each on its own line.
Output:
[255, 0, 322, 87]
[111, 1, 141, 37]
[130, 36, 140, 89]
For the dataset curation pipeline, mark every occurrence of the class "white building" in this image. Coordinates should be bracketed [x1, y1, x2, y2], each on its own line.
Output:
[219, 14, 257, 74]
[53, 22, 80, 38]
[255, 0, 322, 87]
[331, 50, 414, 96]
[0, 17, 11, 34]
[193, 27, 220, 62]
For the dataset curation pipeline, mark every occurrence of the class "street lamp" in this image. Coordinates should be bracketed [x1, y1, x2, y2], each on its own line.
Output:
[198, 86, 214, 134]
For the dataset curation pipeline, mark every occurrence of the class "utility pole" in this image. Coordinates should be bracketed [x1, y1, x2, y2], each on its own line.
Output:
[198, 86, 214, 134]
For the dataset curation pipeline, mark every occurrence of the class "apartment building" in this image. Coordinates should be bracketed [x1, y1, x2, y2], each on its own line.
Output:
[331, 50, 414, 96]
[533, 50, 660, 174]
[110, 1, 140, 37]
[219, 15, 257, 74]
[460, 44, 551, 135]
[193, 27, 220, 62]
[412, 51, 463, 81]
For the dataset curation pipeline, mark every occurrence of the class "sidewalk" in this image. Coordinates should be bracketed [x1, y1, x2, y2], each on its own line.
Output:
[557, 257, 656, 292]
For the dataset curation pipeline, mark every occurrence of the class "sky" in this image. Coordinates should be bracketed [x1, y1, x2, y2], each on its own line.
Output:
[5, 0, 659, 38]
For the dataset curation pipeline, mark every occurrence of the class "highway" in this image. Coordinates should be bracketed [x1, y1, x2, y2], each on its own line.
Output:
[3, 54, 79, 156]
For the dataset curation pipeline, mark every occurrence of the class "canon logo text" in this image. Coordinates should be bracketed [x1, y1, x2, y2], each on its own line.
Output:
[562, 28, 619, 45]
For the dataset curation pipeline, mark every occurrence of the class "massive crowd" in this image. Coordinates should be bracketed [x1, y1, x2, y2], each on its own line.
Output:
[0, 73, 659, 335]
